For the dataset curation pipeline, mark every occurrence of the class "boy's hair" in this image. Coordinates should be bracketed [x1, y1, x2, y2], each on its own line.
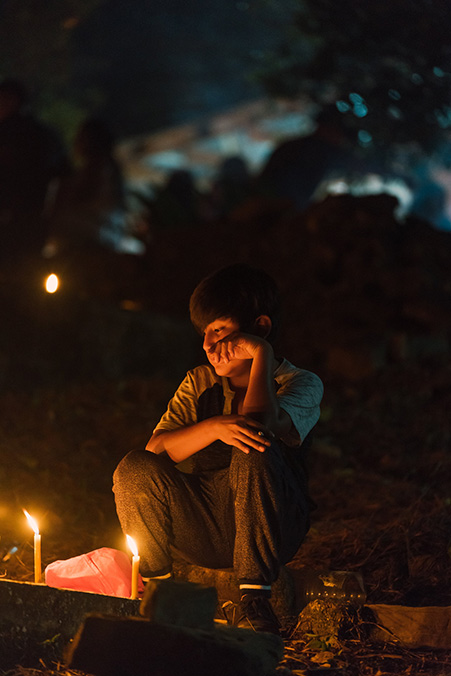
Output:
[189, 264, 280, 343]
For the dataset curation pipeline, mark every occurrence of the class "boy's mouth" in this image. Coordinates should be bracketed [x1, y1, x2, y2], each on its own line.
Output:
[207, 353, 234, 367]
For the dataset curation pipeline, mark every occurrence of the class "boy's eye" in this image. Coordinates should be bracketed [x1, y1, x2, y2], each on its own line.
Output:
[214, 327, 224, 334]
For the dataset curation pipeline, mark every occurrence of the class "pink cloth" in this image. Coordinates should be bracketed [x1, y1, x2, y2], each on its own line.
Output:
[45, 547, 144, 597]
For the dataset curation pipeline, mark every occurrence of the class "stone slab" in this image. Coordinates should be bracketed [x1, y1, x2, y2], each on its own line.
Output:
[368, 604, 451, 650]
[68, 613, 284, 676]
[0, 578, 140, 669]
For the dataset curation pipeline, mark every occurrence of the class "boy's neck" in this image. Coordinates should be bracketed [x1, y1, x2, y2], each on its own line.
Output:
[228, 372, 251, 391]
[227, 355, 280, 391]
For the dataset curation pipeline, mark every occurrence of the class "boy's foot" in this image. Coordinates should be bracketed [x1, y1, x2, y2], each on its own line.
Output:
[232, 594, 281, 635]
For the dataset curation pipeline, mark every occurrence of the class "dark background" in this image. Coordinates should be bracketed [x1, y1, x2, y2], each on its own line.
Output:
[71, 0, 286, 136]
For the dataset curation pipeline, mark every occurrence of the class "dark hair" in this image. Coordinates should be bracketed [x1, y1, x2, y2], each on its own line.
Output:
[189, 264, 280, 343]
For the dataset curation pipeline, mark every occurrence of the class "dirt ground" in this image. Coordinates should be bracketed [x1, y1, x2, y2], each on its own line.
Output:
[1, 195, 450, 674]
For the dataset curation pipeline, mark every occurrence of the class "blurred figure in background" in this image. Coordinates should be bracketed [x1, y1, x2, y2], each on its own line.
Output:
[0, 79, 67, 260]
[150, 169, 205, 229]
[45, 117, 138, 254]
[209, 156, 253, 220]
[257, 106, 357, 212]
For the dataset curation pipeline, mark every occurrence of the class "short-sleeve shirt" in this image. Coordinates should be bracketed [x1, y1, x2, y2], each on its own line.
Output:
[153, 359, 323, 474]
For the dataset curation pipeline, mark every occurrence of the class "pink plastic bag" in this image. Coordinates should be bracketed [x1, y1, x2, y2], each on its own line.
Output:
[45, 547, 144, 598]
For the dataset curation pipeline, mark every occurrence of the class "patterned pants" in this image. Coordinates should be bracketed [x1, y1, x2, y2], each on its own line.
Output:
[112, 441, 310, 585]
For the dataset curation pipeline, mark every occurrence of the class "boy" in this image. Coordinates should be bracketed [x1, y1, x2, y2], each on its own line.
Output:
[113, 264, 323, 634]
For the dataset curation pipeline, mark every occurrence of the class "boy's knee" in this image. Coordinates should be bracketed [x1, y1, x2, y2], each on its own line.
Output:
[114, 448, 144, 474]
[113, 449, 155, 488]
[113, 449, 177, 493]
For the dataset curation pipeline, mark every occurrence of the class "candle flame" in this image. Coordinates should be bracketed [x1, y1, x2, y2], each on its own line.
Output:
[126, 534, 138, 557]
[45, 273, 59, 293]
[23, 509, 39, 534]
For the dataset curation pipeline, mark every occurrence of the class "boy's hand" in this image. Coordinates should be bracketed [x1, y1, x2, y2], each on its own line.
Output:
[207, 332, 268, 365]
[210, 415, 273, 454]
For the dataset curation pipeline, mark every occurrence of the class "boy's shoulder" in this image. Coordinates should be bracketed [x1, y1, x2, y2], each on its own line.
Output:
[275, 358, 324, 392]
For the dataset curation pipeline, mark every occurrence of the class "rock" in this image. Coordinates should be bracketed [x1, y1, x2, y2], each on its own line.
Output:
[294, 598, 358, 641]
[140, 579, 218, 630]
[367, 604, 451, 650]
[67, 614, 284, 676]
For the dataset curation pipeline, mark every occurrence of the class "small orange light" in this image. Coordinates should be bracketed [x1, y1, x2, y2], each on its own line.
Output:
[45, 274, 59, 294]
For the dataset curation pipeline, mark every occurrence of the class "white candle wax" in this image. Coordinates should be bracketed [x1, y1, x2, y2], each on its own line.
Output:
[34, 532, 41, 584]
[131, 555, 140, 599]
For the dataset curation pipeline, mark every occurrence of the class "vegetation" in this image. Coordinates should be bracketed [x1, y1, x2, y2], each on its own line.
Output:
[255, 0, 451, 156]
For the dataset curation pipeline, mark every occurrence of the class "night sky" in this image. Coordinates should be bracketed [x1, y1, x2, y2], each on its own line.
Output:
[71, 0, 289, 137]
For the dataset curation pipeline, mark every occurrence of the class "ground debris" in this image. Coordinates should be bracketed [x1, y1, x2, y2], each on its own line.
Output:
[279, 635, 451, 676]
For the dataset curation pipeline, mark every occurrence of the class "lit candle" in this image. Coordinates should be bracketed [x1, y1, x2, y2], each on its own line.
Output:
[126, 534, 140, 599]
[23, 510, 41, 583]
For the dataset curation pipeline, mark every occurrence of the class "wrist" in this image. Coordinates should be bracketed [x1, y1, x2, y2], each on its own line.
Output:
[251, 340, 273, 363]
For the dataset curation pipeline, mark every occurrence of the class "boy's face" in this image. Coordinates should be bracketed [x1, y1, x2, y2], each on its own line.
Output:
[202, 316, 250, 379]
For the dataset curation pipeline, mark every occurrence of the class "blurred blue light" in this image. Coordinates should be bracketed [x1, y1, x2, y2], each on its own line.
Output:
[349, 92, 364, 104]
[336, 100, 351, 113]
[388, 89, 401, 100]
[411, 73, 423, 85]
[433, 66, 445, 78]
[388, 105, 403, 120]
[358, 130, 372, 146]
[434, 107, 451, 128]
[353, 103, 368, 118]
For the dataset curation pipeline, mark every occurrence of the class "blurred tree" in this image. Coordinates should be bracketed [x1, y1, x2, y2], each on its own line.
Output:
[254, 0, 451, 157]
[0, 0, 106, 143]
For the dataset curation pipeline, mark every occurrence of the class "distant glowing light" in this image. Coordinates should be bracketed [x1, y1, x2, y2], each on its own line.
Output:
[349, 92, 364, 104]
[45, 274, 59, 294]
[388, 89, 401, 101]
[411, 73, 423, 85]
[433, 67, 445, 78]
[358, 130, 373, 147]
[434, 107, 451, 128]
[313, 174, 413, 220]
[388, 105, 403, 120]
[336, 101, 351, 113]
[348, 93, 368, 118]
[353, 103, 368, 118]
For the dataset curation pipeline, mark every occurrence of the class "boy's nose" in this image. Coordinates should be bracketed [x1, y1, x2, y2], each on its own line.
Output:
[203, 330, 217, 352]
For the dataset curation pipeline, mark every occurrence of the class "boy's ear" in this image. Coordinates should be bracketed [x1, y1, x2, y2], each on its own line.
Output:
[253, 315, 272, 338]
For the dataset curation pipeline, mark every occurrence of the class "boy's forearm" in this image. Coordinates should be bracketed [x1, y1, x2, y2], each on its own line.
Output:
[242, 344, 291, 438]
[146, 419, 218, 463]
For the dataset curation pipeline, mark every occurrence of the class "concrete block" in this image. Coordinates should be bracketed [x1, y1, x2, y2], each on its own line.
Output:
[67, 613, 284, 676]
[0, 578, 140, 669]
[140, 579, 218, 630]
[0, 578, 140, 639]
